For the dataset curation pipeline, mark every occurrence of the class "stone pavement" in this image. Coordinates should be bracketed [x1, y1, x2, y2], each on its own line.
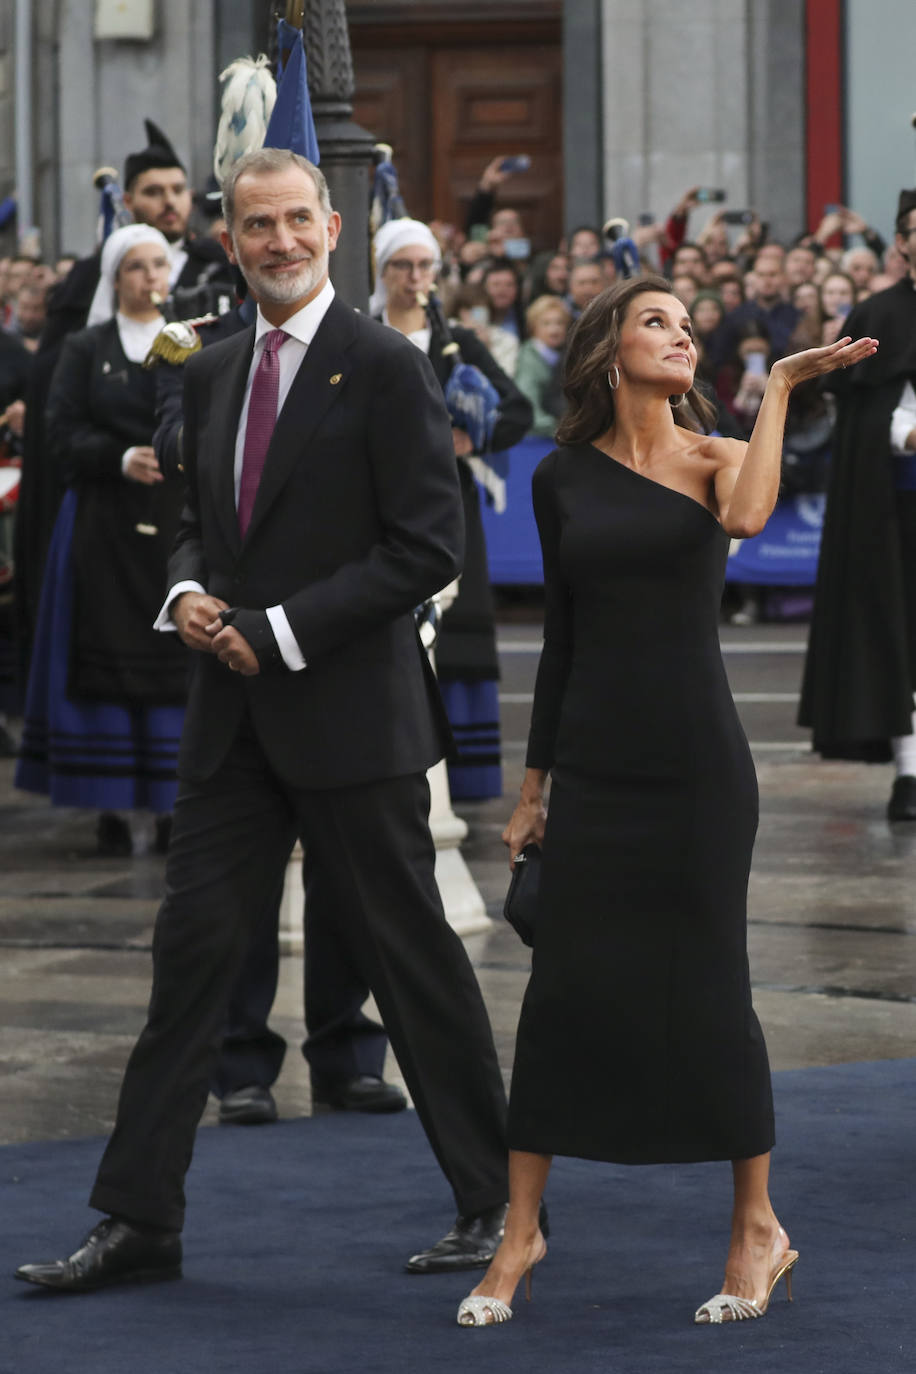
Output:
[1, 617, 914, 1147]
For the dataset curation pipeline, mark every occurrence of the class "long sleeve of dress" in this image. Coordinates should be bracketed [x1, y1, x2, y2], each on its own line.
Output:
[526, 450, 573, 769]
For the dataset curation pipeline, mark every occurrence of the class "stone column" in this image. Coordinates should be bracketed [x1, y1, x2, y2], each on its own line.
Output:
[278, 582, 492, 954]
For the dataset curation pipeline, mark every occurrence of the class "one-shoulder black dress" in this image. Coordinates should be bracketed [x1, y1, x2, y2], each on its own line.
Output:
[507, 444, 775, 1164]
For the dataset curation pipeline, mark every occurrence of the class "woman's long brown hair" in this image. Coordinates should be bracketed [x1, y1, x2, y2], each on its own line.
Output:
[555, 274, 718, 446]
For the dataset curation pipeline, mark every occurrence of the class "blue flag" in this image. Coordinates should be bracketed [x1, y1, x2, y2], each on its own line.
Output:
[264, 19, 320, 164]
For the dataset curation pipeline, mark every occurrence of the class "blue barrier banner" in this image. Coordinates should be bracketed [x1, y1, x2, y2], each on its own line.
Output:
[479, 436, 824, 588]
[724, 493, 824, 586]
[479, 435, 552, 583]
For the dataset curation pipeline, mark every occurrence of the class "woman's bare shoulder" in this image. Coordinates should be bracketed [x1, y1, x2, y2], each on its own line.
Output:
[692, 433, 747, 471]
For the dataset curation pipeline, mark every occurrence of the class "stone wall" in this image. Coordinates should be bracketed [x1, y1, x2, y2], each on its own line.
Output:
[565, 0, 805, 244]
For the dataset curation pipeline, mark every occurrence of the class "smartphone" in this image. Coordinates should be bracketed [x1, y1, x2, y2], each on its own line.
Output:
[499, 155, 531, 174]
[823, 204, 841, 216]
[745, 351, 767, 376]
[721, 209, 755, 225]
[469, 224, 489, 243]
[469, 306, 490, 326]
[503, 237, 531, 260]
[638, 212, 655, 226]
[696, 188, 726, 203]
[835, 301, 852, 318]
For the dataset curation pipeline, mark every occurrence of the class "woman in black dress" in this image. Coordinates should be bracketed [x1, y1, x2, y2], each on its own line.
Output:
[457, 275, 876, 1328]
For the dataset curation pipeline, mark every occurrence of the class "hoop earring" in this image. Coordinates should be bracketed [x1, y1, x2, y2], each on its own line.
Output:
[670, 393, 687, 409]
[607, 364, 620, 391]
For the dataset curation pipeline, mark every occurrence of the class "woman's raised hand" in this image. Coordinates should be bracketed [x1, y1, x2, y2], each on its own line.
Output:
[771, 335, 878, 391]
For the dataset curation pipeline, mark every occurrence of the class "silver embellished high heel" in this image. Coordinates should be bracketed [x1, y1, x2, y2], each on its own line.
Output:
[694, 1242, 799, 1324]
[456, 1238, 545, 1327]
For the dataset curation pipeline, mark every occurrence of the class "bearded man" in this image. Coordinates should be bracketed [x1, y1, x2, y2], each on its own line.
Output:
[15, 149, 509, 1292]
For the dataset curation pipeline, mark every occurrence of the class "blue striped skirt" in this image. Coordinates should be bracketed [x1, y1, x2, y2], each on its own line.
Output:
[15, 490, 183, 812]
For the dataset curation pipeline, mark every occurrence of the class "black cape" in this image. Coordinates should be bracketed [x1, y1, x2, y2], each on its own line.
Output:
[798, 277, 916, 758]
[46, 321, 188, 704]
[13, 236, 235, 679]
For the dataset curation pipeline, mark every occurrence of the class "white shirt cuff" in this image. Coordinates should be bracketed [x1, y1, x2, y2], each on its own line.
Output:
[266, 605, 307, 671]
[122, 446, 138, 476]
[154, 581, 206, 632]
[890, 382, 916, 453]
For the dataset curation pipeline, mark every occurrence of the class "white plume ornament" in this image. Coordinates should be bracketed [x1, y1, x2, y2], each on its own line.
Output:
[213, 55, 277, 184]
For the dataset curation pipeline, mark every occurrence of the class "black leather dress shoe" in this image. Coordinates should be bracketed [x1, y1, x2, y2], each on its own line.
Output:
[311, 1074, 407, 1114]
[888, 775, 916, 821]
[15, 1217, 182, 1293]
[405, 1203, 508, 1273]
[218, 1084, 278, 1125]
[405, 1200, 550, 1274]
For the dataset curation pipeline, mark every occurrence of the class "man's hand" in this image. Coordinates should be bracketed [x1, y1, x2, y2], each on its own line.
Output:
[124, 446, 164, 485]
[172, 591, 230, 652]
[2, 399, 25, 436]
[208, 623, 260, 676]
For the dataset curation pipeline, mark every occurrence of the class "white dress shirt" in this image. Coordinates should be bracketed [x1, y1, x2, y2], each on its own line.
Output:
[168, 240, 188, 288]
[154, 279, 337, 671]
[116, 311, 166, 474]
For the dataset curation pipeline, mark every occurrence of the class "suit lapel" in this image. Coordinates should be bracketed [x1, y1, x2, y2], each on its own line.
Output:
[242, 298, 357, 547]
[207, 325, 255, 555]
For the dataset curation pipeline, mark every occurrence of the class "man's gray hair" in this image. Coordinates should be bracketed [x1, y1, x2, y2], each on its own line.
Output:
[221, 148, 333, 230]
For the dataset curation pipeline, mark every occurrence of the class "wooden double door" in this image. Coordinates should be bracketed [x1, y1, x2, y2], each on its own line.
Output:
[351, 39, 563, 254]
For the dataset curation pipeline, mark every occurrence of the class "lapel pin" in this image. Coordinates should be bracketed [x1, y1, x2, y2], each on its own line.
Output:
[102, 361, 111, 374]
[329, 373, 342, 385]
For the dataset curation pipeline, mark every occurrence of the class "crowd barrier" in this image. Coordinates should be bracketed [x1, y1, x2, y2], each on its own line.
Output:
[479, 436, 824, 587]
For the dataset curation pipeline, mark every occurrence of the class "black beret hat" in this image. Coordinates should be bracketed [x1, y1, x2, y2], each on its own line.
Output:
[124, 120, 185, 189]
[897, 188, 916, 221]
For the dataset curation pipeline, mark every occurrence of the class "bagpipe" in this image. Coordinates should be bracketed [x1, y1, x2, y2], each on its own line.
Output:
[602, 217, 641, 277]
[93, 167, 133, 244]
[417, 286, 509, 514]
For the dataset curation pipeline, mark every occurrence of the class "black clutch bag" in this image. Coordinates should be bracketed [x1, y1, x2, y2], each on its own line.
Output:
[503, 843, 541, 947]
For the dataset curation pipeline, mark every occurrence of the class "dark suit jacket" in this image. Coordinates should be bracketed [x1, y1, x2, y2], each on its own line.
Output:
[170, 295, 464, 789]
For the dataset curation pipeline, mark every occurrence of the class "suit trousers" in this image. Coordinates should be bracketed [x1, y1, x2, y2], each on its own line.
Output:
[210, 859, 388, 1097]
[89, 722, 509, 1231]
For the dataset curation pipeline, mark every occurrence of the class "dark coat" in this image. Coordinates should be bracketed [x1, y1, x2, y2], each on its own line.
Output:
[170, 296, 463, 789]
[46, 320, 188, 703]
[798, 278, 916, 758]
[14, 236, 236, 672]
[422, 314, 532, 680]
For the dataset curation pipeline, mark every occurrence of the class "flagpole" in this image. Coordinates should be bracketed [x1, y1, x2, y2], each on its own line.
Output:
[298, 0, 375, 313]
[14, 0, 34, 250]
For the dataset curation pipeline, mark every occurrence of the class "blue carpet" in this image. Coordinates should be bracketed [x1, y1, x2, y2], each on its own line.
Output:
[2, 1060, 914, 1374]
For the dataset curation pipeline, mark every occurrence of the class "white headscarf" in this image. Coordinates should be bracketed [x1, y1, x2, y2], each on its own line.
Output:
[87, 224, 173, 326]
[369, 218, 442, 316]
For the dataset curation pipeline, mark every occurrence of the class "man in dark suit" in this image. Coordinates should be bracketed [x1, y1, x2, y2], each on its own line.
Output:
[16, 148, 509, 1292]
[153, 299, 407, 1124]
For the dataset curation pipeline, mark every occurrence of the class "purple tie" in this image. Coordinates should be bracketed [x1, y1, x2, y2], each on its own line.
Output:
[238, 328, 288, 537]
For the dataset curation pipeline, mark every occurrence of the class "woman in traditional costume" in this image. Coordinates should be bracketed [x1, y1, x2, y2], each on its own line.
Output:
[16, 225, 187, 855]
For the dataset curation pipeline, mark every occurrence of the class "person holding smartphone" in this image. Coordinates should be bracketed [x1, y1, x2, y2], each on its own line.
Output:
[819, 271, 857, 344]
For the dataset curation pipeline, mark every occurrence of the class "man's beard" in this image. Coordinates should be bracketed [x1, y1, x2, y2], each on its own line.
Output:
[246, 247, 328, 305]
